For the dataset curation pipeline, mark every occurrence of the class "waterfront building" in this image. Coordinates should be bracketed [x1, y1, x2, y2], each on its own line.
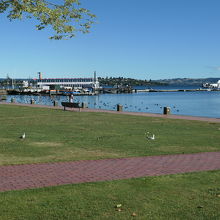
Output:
[34, 72, 100, 90]
[203, 80, 220, 89]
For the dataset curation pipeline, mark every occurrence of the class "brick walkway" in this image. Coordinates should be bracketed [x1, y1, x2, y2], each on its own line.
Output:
[1, 152, 220, 192]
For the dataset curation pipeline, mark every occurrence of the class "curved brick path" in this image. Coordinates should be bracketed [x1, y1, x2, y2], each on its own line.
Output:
[1, 152, 220, 192]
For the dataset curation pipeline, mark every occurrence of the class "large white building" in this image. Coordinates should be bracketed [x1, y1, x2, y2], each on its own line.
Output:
[35, 72, 100, 89]
[203, 80, 220, 89]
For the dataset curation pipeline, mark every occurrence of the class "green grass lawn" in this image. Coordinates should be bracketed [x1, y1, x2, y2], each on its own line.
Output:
[0, 104, 220, 165]
[1, 104, 220, 219]
[1, 170, 220, 220]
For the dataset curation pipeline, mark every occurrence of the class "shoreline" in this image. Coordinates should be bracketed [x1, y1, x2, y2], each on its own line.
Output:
[1, 101, 220, 123]
[4, 88, 220, 96]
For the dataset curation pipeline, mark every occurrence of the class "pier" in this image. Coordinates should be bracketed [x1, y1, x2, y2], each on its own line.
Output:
[6, 89, 96, 96]
[0, 89, 7, 95]
[135, 88, 219, 93]
[2, 88, 220, 96]
[96, 87, 133, 94]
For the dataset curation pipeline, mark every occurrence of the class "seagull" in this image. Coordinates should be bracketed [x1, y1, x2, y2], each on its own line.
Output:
[148, 134, 155, 140]
[20, 133, 25, 139]
[145, 131, 155, 140]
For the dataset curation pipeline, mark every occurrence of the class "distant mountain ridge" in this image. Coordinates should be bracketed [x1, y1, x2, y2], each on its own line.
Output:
[152, 78, 220, 86]
[98, 77, 220, 87]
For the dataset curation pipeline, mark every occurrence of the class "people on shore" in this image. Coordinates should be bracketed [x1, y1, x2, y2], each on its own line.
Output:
[69, 94, 74, 103]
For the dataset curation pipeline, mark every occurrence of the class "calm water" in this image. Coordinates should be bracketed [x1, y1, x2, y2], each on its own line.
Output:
[3, 86, 220, 118]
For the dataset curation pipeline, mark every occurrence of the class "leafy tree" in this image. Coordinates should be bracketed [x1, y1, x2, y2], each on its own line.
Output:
[0, 0, 95, 39]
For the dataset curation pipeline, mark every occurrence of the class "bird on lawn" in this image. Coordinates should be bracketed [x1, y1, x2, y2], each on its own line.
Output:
[145, 131, 155, 140]
[20, 133, 25, 139]
[148, 134, 155, 140]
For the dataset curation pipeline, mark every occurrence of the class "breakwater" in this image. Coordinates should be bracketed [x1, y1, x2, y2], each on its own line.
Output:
[135, 88, 219, 92]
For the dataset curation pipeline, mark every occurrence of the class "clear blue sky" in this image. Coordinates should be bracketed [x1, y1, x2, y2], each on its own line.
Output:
[0, 0, 220, 80]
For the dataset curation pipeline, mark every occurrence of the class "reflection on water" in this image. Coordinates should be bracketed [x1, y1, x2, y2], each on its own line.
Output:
[4, 90, 220, 118]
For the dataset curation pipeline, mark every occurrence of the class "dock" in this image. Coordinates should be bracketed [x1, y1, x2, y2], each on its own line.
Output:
[6, 89, 96, 96]
[2, 88, 220, 97]
[0, 89, 7, 95]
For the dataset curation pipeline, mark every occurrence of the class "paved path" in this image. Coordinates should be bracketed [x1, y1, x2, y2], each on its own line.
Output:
[1, 102, 220, 123]
[1, 152, 220, 192]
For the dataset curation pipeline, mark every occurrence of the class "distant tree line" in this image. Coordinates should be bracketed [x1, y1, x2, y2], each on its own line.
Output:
[0, 76, 33, 88]
[97, 77, 167, 87]
[0, 76, 14, 87]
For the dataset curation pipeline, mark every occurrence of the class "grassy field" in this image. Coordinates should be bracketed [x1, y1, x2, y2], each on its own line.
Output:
[0, 104, 220, 165]
[1, 170, 220, 219]
[0, 104, 220, 219]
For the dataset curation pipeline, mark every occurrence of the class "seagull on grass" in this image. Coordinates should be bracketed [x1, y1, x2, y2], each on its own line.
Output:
[20, 133, 26, 139]
[148, 134, 155, 140]
[145, 131, 155, 140]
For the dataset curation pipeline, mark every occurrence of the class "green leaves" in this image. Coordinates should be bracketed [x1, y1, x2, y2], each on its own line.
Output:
[0, 0, 96, 39]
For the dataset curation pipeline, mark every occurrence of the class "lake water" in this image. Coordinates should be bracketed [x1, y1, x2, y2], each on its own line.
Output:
[3, 86, 220, 118]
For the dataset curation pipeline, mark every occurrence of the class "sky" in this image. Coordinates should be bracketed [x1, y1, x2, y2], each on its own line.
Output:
[0, 0, 220, 80]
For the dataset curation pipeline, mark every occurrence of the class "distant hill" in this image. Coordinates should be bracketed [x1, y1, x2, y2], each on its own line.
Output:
[153, 78, 220, 86]
[98, 77, 220, 87]
[98, 77, 167, 86]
